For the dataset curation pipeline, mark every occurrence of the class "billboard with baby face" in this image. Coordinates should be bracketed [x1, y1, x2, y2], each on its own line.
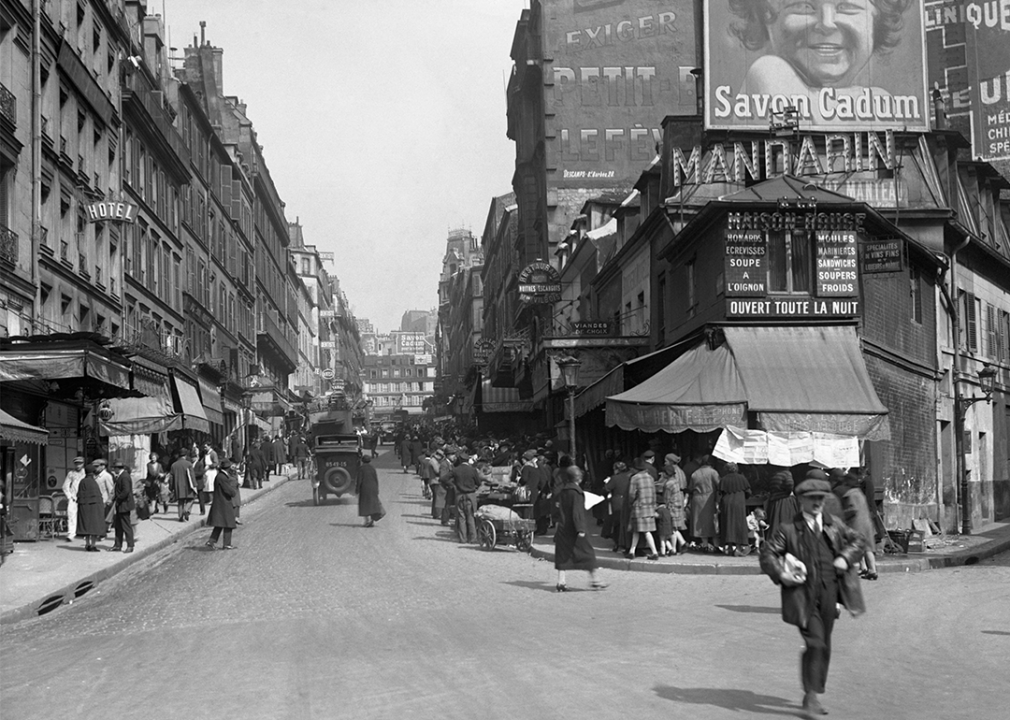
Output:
[704, 0, 930, 131]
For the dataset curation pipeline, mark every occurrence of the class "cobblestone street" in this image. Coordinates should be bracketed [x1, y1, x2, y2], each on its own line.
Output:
[1, 453, 1006, 720]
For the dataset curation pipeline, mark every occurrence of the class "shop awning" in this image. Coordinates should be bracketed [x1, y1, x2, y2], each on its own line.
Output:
[0, 346, 130, 388]
[606, 326, 889, 440]
[476, 379, 532, 413]
[99, 396, 181, 436]
[723, 326, 889, 439]
[0, 409, 49, 445]
[606, 342, 748, 433]
[198, 378, 224, 426]
[251, 389, 288, 417]
[172, 376, 210, 434]
[131, 355, 171, 400]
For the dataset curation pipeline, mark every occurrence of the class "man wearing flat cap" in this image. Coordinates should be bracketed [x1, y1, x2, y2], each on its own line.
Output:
[760, 470, 865, 718]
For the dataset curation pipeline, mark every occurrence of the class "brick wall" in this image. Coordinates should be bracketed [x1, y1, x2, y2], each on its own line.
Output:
[861, 255, 939, 527]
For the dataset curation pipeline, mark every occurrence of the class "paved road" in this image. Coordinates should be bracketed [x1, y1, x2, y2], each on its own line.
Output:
[1, 451, 1006, 720]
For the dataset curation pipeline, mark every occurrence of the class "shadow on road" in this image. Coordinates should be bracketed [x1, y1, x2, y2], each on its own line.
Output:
[715, 604, 780, 614]
[285, 499, 352, 509]
[500, 580, 573, 593]
[981, 630, 1010, 636]
[653, 686, 798, 716]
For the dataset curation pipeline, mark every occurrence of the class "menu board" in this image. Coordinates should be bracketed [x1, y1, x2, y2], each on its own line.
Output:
[816, 231, 858, 297]
[724, 230, 766, 297]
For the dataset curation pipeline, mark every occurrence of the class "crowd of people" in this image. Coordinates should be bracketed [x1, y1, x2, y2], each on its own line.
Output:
[57, 429, 317, 553]
[387, 426, 882, 582]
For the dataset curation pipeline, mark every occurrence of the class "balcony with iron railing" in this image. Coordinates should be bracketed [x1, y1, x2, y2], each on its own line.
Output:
[0, 83, 15, 129]
[0, 225, 17, 266]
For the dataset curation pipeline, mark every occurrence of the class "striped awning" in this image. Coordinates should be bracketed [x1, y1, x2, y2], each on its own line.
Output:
[477, 379, 532, 413]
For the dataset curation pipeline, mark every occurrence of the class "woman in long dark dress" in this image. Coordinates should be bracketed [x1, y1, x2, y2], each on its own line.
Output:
[355, 455, 384, 527]
[76, 464, 106, 552]
[764, 470, 799, 534]
[553, 466, 607, 592]
[204, 459, 238, 550]
[718, 462, 751, 556]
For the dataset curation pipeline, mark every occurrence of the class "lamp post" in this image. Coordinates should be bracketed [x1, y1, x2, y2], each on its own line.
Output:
[557, 355, 582, 464]
[954, 363, 997, 535]
[243, 367, 261, 461]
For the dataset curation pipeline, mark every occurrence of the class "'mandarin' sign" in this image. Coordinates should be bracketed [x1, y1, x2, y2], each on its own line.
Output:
[668, 130, 895, 188]
[84, 201, 138, 223]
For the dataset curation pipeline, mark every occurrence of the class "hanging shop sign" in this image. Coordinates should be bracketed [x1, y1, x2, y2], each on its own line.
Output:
[84, 201, 138, 223]
[472, 339, 495, 364]
[861, 239, 904, 274]
[571, 321, 614, 336]
[518, 261, 563, 304]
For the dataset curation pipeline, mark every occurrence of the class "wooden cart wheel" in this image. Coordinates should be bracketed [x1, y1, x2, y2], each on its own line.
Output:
[515, 528, 533, 553]
[478, 519, 497, 550]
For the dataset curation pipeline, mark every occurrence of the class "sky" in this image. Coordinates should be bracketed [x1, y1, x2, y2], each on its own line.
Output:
[163, 0, 527, 334]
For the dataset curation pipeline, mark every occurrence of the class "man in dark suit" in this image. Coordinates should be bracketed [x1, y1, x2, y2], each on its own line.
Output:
[519, 450, 550, 535]
[451, 453, 482, 544]
[109, 460, 136, 553]
[760, 472, 865, 718]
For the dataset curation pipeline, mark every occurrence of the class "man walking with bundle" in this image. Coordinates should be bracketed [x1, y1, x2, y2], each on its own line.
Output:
[760, 472, 865, 718]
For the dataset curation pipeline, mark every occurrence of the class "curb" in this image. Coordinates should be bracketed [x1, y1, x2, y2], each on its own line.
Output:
[529, 532, 1010, 576]
[0, 473, 292, 626]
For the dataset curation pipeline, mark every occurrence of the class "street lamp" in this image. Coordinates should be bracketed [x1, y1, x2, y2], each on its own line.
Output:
[557, 355, 582, 464]
[243, 366, 261, 460]
[955, 363, 997, 535]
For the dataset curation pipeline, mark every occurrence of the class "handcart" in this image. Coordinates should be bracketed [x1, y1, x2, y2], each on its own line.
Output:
[474, 503, 535, 552]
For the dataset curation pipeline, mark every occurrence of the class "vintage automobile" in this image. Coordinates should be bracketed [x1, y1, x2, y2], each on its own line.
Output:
[308, 402, 361, 505]
[312, 433, 360, 505]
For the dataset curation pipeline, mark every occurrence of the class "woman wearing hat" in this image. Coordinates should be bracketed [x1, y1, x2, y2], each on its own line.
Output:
[355, 455, 384, 527]
[76, 464, 106, 552]
[553, 466, 607, 591]
[205, 459, 238, 549]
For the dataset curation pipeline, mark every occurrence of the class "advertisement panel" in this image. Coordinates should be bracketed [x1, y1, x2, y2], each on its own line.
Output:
[704, 0, 930, 131]
[924, 2, 971, 133]
[965, 6, 1010, 159]
[545, 0, 697, 188]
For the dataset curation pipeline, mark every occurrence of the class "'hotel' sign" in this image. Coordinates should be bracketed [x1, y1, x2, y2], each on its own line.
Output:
[85, 201, 138, 223]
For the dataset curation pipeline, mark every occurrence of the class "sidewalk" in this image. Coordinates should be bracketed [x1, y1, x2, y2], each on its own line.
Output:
[529, 517, 1010, 575]
[0, 469, 298, 625]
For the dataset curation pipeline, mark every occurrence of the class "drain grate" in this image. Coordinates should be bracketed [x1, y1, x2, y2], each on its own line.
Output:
[74, 580, 95, 597]
[36, 594, 65, 616]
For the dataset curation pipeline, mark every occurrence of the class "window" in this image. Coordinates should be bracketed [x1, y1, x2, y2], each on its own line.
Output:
[910, 266, 922, 324]
[986, 303, 998, 360]
[960, 291, 978, 353]
[767, 229, 811, 293]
